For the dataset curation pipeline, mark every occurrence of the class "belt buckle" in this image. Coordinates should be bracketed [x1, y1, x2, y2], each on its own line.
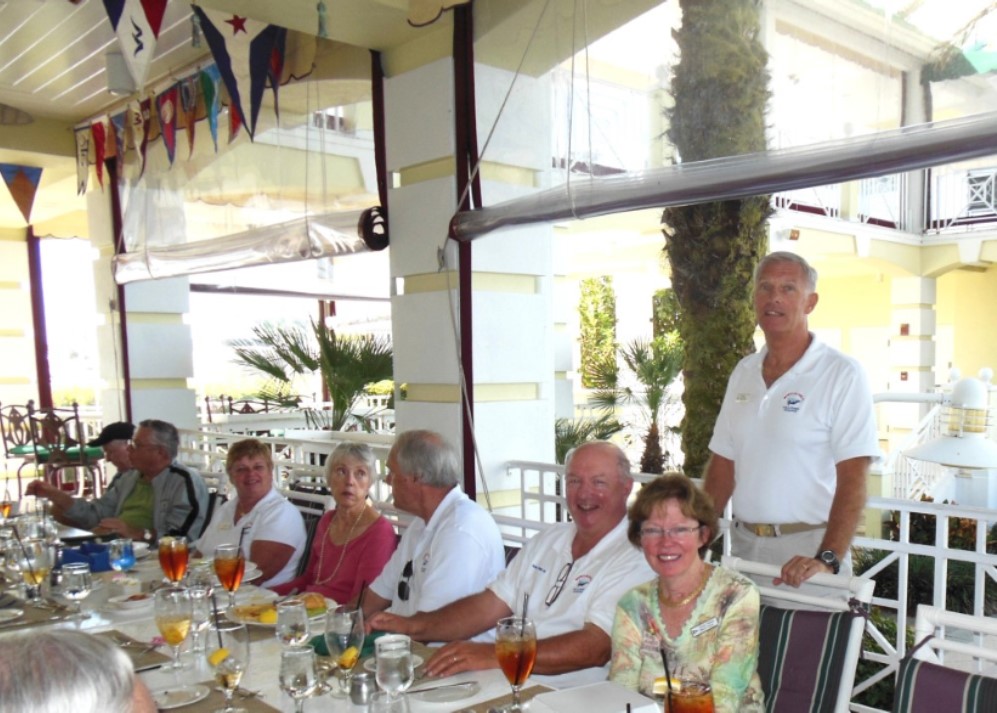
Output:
[755, 524, 777, 537]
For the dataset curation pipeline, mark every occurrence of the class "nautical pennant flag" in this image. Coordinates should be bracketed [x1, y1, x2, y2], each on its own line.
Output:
[111, 111, 127, 168]
[91, 118, 108, 189]
[199, 65, 221, 152]
[101, 0, 169, 89]
[192, 6, 287, 140]
[75, 128, 90, 195]
[157, 84, 178, 166]
[179, 75, 198, 159]
[0, 164, 43, 224]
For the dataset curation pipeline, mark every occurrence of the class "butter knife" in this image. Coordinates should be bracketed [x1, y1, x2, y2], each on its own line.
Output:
[409, 680, 478, 695]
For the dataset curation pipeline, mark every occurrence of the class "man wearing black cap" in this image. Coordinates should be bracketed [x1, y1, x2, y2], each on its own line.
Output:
[26, 419, 208, 543]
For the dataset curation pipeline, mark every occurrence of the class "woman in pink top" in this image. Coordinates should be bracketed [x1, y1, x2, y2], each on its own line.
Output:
[271, 442, 396, 604]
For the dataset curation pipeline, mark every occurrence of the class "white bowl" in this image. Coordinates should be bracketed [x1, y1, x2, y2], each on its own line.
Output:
[132, 541, 150, 558]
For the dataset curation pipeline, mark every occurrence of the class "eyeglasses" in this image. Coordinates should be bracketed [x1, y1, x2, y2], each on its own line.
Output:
[127, 440, 159, 450]
[397, 560, 414, 601]
[545, 560, 574, 607]
[639, 525, 704, 541]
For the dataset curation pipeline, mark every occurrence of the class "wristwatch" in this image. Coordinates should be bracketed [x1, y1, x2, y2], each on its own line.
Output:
[142, 529, 153, 543]
[816, 549, 840, 575]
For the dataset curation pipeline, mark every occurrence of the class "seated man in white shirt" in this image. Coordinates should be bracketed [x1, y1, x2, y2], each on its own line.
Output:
[368, 441, 655, 688]
[356, 430, 506, 641]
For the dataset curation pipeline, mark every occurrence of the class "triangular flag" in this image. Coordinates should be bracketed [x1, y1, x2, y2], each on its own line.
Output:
[111, 111, 127, 168]
[101, 0, 169, 88]
[268, 30, 286, 120]
[128, 98, 152, 178]
[179, 75, 198, 159]
[0, 164, 42, 223]
[229, 98, 242, 144]
[157, 84, 178, 166]
[192, 6, 286, 140]
[200, 66, 221, 153]
[91, 118, 107, 189]
[75, 128, 90, 195]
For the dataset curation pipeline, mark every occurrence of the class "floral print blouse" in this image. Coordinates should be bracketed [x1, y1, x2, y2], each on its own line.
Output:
[609, 565, 765, 712]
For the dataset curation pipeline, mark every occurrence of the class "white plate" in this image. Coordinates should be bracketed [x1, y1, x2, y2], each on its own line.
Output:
[0, 609, 23, 623]
[150, 684, 210, 710]
[363, 654, 424, 672]
[226, 596, 332, 627]
[108, 593, 153, 610]
[243, 563, 262, 581]
[132, 542, 150, 559]
[410, 680, 480, 702]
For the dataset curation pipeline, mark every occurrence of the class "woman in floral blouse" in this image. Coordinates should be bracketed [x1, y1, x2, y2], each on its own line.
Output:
[609, 473, 764, 712]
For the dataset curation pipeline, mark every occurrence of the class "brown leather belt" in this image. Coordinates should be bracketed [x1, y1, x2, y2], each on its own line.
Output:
[736, 520, 826, 537]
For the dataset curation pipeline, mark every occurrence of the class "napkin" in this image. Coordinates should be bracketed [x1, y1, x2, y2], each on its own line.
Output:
[62, 542, 111, 572]
[308, 629, 387, 658]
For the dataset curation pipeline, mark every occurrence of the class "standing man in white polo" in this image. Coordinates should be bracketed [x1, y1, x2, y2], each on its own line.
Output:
[704, 251, 879, 587]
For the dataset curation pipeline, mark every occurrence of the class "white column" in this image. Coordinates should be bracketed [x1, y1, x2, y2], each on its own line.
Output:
[885, 276, 937, 449]
[385, 58, 556, 497]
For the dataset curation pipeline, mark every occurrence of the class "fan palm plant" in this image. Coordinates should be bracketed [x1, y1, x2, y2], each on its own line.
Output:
[230, 320, 393, 431]
[586, 333, 684, 473]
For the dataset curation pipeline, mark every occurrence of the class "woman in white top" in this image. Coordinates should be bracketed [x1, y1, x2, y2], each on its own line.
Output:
[195, 439, 306, 587]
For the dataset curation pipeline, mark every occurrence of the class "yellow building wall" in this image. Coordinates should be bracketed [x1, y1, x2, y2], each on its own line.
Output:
[0, 230, 36, 403]
[937, 266, 997, 377]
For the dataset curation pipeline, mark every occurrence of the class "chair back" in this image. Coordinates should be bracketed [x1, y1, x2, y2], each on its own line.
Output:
[280, 486, 332, 577]
[26, 401, 91, 467]
[721, 556, 875, 713]
[891, 605, 997, 713]
[0, 401, 33, 457]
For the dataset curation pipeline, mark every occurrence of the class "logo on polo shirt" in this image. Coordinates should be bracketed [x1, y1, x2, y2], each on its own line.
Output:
[782, 392, 804, 413]
[572, 574, 592, 594]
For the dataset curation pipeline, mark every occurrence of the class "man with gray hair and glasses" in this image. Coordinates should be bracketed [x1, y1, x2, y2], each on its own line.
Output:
[358, 430, 505, 635]
[369, 441, 654, 688]
[0, 630, 157, 712]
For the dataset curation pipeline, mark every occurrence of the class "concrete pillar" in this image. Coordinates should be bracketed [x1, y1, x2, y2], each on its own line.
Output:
[885, 276, 937, 447]
[385, 57, 555, 501]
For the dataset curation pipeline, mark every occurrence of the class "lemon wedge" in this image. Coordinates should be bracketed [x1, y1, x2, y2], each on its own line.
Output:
[208, 648, 230, 667]
[258, 608, 278, 625]
[653, 677, 683, 696]
[337, 646, 359, 669]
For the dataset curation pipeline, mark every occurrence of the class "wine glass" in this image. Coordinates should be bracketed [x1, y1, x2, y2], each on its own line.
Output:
[324, 605, 365, 696]
[213, 544, 245, 609]
[207, 618, 251, 713]
[188, 585, 212, 654]
[279, 646, 318, 713]
[495, 616, 537, 712]
[18, 538, 52, 604]
[154, 587, 193, 680]
[108, 538, 136, 572]
[275, 599, 310, 647]
[158, 536, 189, 584]
[374, 634, 415, 711]
[60, 562, 92, 619]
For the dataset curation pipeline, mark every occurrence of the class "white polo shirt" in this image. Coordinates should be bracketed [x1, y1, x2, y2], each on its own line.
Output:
[488, 518, 655, 689]
[709, 335, 880, 524]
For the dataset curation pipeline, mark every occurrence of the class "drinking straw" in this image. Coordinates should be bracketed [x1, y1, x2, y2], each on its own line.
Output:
[357, 580, 367, 612]
[237, 524, 249, 551]
[10, 525, 36, 584]
[660, 646, 674, 707]
[210, 592, 224, 648]
[522, 593, 529, 619]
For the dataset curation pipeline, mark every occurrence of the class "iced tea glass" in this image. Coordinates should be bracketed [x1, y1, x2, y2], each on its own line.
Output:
[158, 535, 189, 584]
[214, 543, 245, 609]
[665, 680, 715, 713]
[495, 616, 537, 712]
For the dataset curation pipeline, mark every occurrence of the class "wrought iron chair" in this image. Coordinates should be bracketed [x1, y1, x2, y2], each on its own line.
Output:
[0, 400, 39, 498]
[26, 401, 103, 497]
[721, 555, 875, 713]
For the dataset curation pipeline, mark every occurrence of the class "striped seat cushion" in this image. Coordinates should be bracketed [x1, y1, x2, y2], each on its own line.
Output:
[758, 604, 854, 713]
[893, 655, 997, 712]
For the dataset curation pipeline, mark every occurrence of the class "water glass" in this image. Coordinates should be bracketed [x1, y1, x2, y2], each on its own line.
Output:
[108, 538, 136, 572]
[18, 538, 52, 603]
[374, 634, 415, 709]
[207, 619, 251, 713]
[495, 616, 537, 712]
[154, 587, 193, 679]
[279, 646, 318, 713]
[275, 600, 310, 647]
[324, 605, 365, 696]
[189, 585, 212, 654]
[60, 562, 92, 619]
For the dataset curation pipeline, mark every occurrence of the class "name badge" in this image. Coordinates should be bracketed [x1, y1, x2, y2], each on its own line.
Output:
[639, 634, 662, 656]
[691, 617, 719, 637]
[218, 521, 233, 532]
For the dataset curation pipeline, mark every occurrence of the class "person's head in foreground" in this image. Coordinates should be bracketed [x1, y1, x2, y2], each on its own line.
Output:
[0, 629, 156, 713]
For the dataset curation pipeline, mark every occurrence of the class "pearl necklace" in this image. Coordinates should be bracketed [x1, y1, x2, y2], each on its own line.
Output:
[313, 505, 368, 586]
[659, 565, 711, 609]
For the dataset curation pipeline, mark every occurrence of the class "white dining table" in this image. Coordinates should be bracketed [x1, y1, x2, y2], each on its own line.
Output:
[2, 554, 519, 712]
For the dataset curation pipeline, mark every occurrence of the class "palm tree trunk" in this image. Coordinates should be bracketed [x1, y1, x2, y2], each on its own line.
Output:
[662, 0, 772, 476]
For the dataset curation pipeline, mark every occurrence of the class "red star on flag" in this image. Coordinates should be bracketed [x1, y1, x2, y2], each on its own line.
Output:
[225, 15, 248, 34]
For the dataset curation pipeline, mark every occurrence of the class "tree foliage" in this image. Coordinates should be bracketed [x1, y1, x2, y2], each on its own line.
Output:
[578, 277, 617, 389]
[230, 320, 393, 431]
[662, 0, 771, 476]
